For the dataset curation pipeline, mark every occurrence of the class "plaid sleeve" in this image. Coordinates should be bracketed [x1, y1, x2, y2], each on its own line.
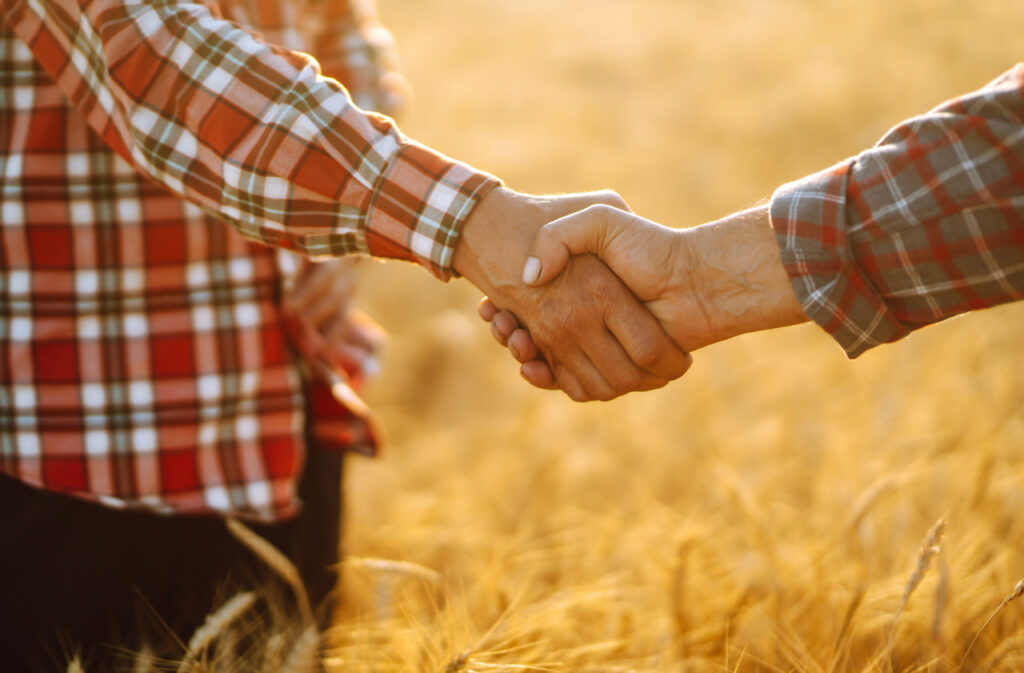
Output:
[2, 0, 498, 280]
[769, 63, 1024, 357]
[306, 0, 406, 116]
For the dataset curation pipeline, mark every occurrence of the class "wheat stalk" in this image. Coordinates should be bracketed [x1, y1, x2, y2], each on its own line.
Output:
[280, 625, 320, 673]
[176, 591, 257, 673]
[932, 553, 950, 641]
[843, 474, 903, 543]
[958, 579, 1024, 671]
[444, 650, 471, 673]
[347, 555, 442, 622]
[884, 517, 946, 669]
[226, 518, 314, 627]
[133, 645, 155, 673]
[669, 536, 693, 664]
[976, 634, 1024, 673]
[262, 632, 286, 673]
[66, 657, 85, 673]
[345, 556, 443, 585]
[827, 584, 866, 673]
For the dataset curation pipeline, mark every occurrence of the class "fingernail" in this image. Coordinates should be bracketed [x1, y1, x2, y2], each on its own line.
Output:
[522, 257, 541, 284]
[509, 343, 520, 360]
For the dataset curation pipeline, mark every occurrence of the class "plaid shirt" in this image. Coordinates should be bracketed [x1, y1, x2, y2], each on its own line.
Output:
[771, 64, 1024, 357]
[0, 0, 498, 520]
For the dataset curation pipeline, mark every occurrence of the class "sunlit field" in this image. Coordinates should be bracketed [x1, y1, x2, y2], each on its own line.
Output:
[88, 1, 1024, 672]
[314, 1, 1024, 672]
[323, 1, 1024, 671]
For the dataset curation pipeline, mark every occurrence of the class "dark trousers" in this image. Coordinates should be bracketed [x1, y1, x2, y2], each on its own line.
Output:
[0, 447, 343, 672]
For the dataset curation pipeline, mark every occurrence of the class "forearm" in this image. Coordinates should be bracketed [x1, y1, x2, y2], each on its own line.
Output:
[4, 0, 496, 278]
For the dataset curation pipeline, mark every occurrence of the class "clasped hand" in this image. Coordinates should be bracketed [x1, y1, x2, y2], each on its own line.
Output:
[454, 188, 693, 402]
[474, 203, 806, 400]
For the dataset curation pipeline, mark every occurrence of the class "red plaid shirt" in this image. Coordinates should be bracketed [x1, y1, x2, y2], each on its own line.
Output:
[771, 64, 1024, 357]
[0, 0, 498, 520]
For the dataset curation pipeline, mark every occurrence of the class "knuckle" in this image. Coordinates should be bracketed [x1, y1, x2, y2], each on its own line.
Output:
[595, 191, 627, 210]
[604, 366, 643, 395]
[661, 348, 692, 379]
[648, 377, 670, 391]
[632, 339, 664, 371]
[581, 203, 615, 222]
[566, 388, 587, 403]
[668, 359, 691, 379]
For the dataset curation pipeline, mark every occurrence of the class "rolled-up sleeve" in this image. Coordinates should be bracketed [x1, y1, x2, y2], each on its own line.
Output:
[770, 63, 1024, 357]
[3, 0, 498, 281]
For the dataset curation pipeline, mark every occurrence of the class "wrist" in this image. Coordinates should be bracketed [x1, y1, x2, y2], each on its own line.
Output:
[685, 205, 806, 344]
[453, 187, 536, 296]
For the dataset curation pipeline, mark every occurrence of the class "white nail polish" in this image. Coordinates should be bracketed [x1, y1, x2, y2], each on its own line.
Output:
[522, 257, 541, 284]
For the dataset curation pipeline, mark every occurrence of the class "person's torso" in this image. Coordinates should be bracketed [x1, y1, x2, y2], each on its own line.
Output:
[0, 0, 331, 518]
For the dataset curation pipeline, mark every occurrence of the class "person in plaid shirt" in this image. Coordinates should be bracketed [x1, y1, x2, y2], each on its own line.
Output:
[482, 64, 1024, 390]
[0, 0, 693, 667]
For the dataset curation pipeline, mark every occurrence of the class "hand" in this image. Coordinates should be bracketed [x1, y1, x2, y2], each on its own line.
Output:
[480, 204, 807, 389]
[455, 188, 692, 401]
[286, 258, 386, 381]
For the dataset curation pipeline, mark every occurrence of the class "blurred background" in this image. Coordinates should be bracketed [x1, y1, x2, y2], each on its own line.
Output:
[333, 1, 1024, 670]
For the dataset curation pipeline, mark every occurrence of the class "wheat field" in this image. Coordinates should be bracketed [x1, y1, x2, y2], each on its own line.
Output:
[93, 1, 1024, 672]
[332, 1, 1024, 671]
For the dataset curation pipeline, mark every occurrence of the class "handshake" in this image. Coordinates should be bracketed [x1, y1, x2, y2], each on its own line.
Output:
[456, 187, 808, 401]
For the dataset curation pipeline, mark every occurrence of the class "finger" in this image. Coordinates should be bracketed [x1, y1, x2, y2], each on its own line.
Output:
[549, 346, 628, 403]
[332, 342, 374, 368]
[578, 328, 674, 398]
[306, 289, 352, 331]
[520, 359, 557, 390]
[557, 189, 633, 214]
[346, 308, 387, 347]
[604, 301, 693, 381]
[288, 262, 336, 312]
[524, 205, 632, 287]
[491, 311, 520, 342]
[490, 320, 509, 346]
[325, 316, 375, 353]
[530, 254, 672, 399]
[477, 297, 500, 322]
[549, 359, 600, 402]
[507, 328, 539, 363]
[592, 189, 632, 213]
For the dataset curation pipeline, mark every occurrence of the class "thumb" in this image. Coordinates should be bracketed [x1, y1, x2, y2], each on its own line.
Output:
[522, 204, 626, 286]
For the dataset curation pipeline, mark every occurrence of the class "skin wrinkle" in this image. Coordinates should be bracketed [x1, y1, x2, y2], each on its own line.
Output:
[624, 210, 676, 301]
[712, 251, 773, 325]
[680, 227, 718, 346]
[685, 207, 806, 346]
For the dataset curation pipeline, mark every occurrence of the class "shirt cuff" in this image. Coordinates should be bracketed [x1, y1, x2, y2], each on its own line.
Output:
[768, 159, 911, 358]
[363, 140, 501, 281]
